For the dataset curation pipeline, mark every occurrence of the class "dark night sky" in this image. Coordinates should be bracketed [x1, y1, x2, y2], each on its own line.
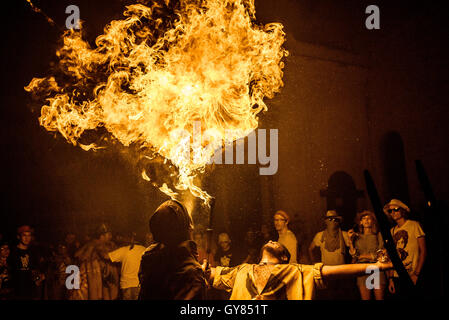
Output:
[1, 0, 448, 249]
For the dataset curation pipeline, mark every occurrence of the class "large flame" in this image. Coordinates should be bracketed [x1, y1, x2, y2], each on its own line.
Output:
[25, 0, 287, 206]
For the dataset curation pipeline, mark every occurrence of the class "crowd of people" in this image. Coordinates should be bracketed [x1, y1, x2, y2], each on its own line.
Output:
[0, 198, 426, 300]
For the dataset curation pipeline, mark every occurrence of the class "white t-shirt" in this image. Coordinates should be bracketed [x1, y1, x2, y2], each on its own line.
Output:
[278, 229, 298, 263]
[390, 220, 425, 277]
[312, 230, 350, 265]
[109, 245, 146, 289]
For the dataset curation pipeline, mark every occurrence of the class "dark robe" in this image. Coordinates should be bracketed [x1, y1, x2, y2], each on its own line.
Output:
[138, 240, 207, 300]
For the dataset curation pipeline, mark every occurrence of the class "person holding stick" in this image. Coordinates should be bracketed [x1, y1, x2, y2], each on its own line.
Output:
[138, 200, 208, 300]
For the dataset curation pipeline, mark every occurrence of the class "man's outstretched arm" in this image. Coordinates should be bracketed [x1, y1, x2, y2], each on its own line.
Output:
[321, 261, 393, 278]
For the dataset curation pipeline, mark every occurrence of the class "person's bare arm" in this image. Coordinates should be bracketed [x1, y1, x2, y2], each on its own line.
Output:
[411, 237, 427, 284]
[321, 261, 393, 278]
[347, 229, 357, 256]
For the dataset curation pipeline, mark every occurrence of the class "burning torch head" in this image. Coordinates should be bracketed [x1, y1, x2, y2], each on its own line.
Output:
[149, 199, 193, 246]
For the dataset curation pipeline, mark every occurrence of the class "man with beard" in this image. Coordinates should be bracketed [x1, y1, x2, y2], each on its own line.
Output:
[208, 240, 392, 300]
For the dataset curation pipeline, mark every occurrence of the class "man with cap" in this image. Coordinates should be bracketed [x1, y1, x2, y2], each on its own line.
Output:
[273, 210, 298, 263]
[383, 199, 427, 296]
[138, 200, 208, 300]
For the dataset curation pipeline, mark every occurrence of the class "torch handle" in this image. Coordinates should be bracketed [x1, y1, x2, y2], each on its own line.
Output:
[205, 197, 216, 269]
[205, 228, 213, 269]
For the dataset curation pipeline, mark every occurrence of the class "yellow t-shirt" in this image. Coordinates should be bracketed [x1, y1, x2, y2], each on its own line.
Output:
[213, 263, 324, 300]
[109, 245, 146, 289]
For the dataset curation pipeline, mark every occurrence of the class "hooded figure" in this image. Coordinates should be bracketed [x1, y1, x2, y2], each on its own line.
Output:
[138, 200, 208, 300]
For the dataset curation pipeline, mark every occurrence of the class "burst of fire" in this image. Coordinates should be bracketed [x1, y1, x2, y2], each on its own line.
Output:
[25, 0, 287, 206]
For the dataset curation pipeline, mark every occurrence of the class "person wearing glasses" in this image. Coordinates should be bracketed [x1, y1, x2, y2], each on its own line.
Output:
[308, 210, 352, 299]
[273, 210, 298, 263]
[383, 199, 427, 296]
[309, 210, 351, 266]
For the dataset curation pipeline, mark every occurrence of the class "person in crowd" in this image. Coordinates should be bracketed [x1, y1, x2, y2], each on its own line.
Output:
[64, 232, 80, 261]
[242, 226, 265, 265]
[75, 223, 119, 300]
[273, 210, 298, 263]
[47, 243, 72, 300]
[207, 240, 392, 300]
[108, 232, 146, 300]
[138, 200, 208, 300]
[8, 225, 45, 300]
[100, 230, 120, 300]
[383, 199, 427, 297]
[193, 229, 215, 267]
[214, 232, 242, 268]
[309, 210, 351, 265]
[308, 210, 352, 299]
[261, 223, 275, 243]
[0, 241, 12, 299]
[348, 210, 386, 300]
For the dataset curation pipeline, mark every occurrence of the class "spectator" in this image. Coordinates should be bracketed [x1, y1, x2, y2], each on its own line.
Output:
[309, 210, 351, 265]
[273, 210, 298, 263]
[8, 225, 45, 300]
[261, 223, 275, 243]
[108, 232, 146, 300]
[214, 233, 242, 267]
[139, 200, 208, 300]
[242, 226, 264, 264]
[383, 199, 427, 297]
[75, 223, 119, 300]
[47, 243, 72, 300]
[348, 210, 386, 300]
[308, 210, 352, 299]
[0, 242, 12, 299]
[64, 232, 80, 261]
[193, 230, 215, 267]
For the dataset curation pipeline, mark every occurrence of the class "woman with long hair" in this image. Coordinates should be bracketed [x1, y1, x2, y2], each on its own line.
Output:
[348, 210, 386, 300]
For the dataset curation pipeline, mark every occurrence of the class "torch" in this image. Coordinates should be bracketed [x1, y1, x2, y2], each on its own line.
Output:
[205, 197, 216, 269]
